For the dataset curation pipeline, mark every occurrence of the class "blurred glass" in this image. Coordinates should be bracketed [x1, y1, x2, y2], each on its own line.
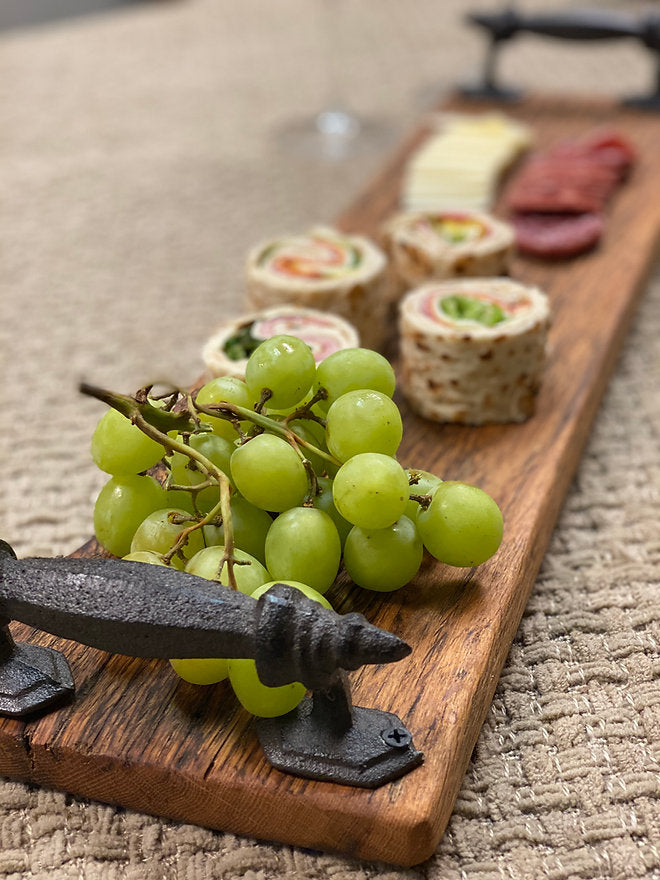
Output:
[275, 0, 392, 161]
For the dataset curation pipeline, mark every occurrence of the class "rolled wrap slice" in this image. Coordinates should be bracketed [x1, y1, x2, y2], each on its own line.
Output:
[383, 210, 515, 294]
[202, 305, 361, 379]
[399, 277, 550, 425]
[245, 226, 389, 351]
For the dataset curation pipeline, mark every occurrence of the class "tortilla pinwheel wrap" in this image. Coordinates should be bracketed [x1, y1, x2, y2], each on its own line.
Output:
[382, 210, 515, 295]
[399, 277, 550, 425]
[202, 305, 360, 379]
[245, 227, 389, 350]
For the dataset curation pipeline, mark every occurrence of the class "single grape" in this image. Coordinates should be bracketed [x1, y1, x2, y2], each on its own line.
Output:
[252, 580, 332, 609]
[245, 335, 316, 410]
[227, 658, 306, 718]
[312, 476, 352, 547]
[265, 507, 341, 594]
[169, 657, 229, 685]
[122, 550, 168, 565]
[227, 580, 329, 717]
[231, 433, 308, 512]
[325, 390, 402, 461]
[91, 407, 164, 475]
[404, 468, 443, 521]
[203, 494, 272, 566]
[333, 453, 409, 529]
[315, 348, 396, 412]
[196, 375, 255, 440]
[94, 474, 167, 557]
[416, 481, 503, 567]
[343, 516, 423, 591]
[130, 507, 206, 569]
[169, 432, 235, 512]
[185, 545, 270, 595]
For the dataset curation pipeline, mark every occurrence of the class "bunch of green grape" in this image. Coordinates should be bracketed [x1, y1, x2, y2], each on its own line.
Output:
[87, 336, 503, 718]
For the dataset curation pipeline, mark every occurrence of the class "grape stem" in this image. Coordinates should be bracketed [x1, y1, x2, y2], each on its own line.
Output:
[80, 382, 240, 589]
[193, 397, 340, 468]
[255, 388, 272, 413]
[283, 386, 328, 429]
[409, 493, 433, 511]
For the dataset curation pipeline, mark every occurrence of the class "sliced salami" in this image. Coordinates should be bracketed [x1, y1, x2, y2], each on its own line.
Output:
[505, 127, 635, 259]
[512, 212, 604, 258]
[506, 157, 619, 214]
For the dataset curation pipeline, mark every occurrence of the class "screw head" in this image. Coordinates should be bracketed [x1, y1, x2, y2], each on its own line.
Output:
[380, 726, 412, 748]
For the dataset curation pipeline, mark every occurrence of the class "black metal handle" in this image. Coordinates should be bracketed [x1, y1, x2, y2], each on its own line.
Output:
[0, 543, 409, 691]
[0, 541, 423, 787]
[463, 7, 660, 107]
[468, 9, 659, 45]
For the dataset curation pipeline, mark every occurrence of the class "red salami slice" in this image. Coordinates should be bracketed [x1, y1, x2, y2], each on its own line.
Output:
[506, 158, 619, 213]
[512, 212, 604, 258]
[504, 128, 636, 217]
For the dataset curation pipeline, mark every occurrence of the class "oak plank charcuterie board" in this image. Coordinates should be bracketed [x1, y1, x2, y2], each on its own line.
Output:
[1, 95, 659, 867]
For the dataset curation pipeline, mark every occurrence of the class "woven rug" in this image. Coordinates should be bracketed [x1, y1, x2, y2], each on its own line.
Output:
[0, 1, 658, 876]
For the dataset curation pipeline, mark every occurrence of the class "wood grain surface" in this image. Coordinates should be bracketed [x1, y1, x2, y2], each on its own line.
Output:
[1, 95, 659, 867]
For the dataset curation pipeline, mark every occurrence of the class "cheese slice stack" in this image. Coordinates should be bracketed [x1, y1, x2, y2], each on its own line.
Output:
[402, 113, 532, 213]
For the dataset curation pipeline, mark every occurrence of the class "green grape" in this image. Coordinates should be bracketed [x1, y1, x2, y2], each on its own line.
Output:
[231, 433, 308, 512]
[196, 375, 255, 440]
[185, 545, 270, 595]
[312, 476, 352, 547]
[325, 390, 402, 461]
[227, 658, 306, 717]
[227, 580, 329, 717]
[169, 432, 235, 512]
[252, 580, 332, 610]
[333, 453, 409, 529]
[416, 481, 503, 567]
[265, 507, 341, 594]
[122, 550, 168, 565]
[130, 507, 206, 569]
[94, 474, 167, 557]
[91, 407, 164, 475]
[245, 334, 316, 410]
[202, 494, 272, 565]
[404, 468, 443, 521]
[169, 657, 229, 685]
[343, 516, 423, 591]
[315, 348, 396, 412]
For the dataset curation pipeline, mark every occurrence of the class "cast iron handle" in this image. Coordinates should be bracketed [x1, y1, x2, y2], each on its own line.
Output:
[0, 540, 408, 692]
[463, 7, 660, 107]
[0, 540, 423, 787]
[468, 9, 660, 46]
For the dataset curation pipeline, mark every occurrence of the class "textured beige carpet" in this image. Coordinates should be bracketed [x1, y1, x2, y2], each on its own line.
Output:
[1, 0, 659, 876]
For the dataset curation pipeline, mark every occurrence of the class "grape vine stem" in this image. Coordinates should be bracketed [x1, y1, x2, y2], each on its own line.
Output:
[80, 382, 239, 589]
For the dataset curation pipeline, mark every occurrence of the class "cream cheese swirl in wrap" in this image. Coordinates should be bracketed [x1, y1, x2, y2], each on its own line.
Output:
[245, 226, 389, 351]
[202, 305, 360, 379]
[399, 278, 550, 425]
[383, 210, 515, 295]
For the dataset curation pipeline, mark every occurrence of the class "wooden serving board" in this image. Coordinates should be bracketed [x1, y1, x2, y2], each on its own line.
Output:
[2, 95, 660, 867]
